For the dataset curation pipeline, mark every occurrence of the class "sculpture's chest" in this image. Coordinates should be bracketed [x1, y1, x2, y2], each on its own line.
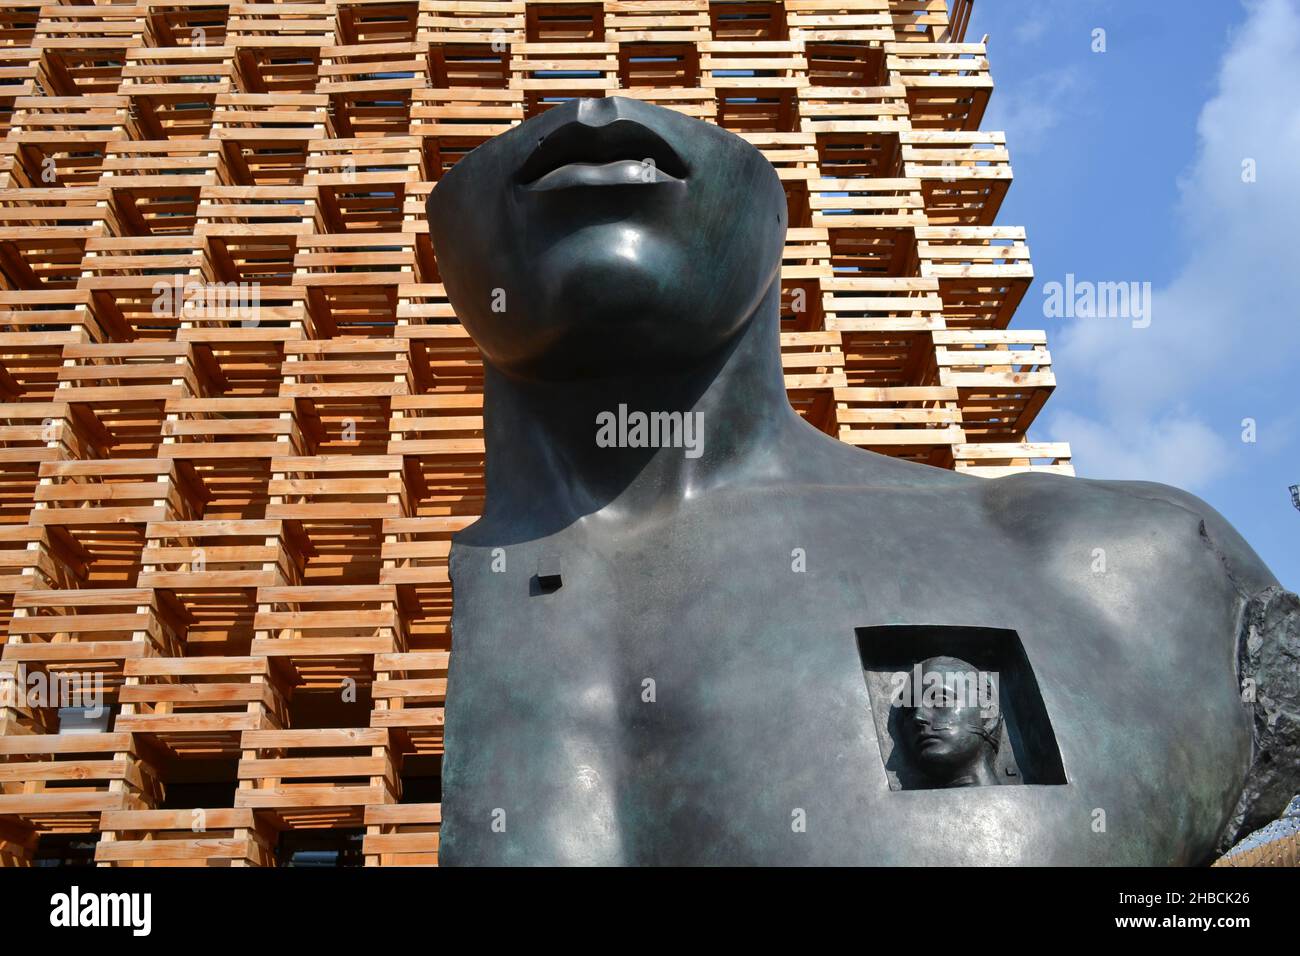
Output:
[441, 499, 1251, 865]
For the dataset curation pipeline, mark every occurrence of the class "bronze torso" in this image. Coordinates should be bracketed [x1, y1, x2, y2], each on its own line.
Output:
[443, 434, 1263, 865]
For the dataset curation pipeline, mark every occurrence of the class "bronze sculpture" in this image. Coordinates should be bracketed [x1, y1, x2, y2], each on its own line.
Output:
[427, 96, 1299, 865]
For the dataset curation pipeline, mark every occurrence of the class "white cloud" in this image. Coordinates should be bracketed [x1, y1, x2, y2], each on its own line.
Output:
[984, 66, 1085, 153]
[1046, 410, 1233, 488]
[1012, 12, 1050, 44]
[1048, 0, 1300, 486]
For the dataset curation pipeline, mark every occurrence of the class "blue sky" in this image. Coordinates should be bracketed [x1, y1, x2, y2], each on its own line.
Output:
[968, 0, 1300, 589]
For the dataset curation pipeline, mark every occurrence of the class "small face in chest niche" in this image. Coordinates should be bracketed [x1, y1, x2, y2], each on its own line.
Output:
[898, 655, 1003, 788]
[857, 625, 1068, 792]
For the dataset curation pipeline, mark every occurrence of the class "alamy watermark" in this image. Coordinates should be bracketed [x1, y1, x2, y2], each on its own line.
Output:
[888, 662, 1000, 720]
[0, 664, 105, 717]
[151, 276, 261, 324]
[595, 404, 704, 459]
[50, 886, 151, 936]
[1042, 273, 1151, 328]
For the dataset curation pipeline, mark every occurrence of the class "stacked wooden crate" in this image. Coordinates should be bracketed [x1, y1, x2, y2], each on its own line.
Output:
[0, 0, 1069, 867]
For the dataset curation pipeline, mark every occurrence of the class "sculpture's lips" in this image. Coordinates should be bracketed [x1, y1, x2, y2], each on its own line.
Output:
[914, 730, 951, 747]
[516, 117, 688, 190]
[526, 159, 683, 191]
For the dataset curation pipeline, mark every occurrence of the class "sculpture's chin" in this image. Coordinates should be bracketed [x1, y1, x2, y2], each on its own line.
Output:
[512, 240, 740, 375]
[495, 320, 707, 382]
[537, 228, 685, 310]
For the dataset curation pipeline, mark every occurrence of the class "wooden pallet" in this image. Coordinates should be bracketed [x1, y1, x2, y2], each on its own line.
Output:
[97, 807, 276, 866]
[235, 727, 398, 829]
[363, 801, 439, 865]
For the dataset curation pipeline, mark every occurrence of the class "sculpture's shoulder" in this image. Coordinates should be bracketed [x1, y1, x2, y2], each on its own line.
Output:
[820, 440, 1275, 596]
[790, 438, 1277, 598]
[972, 470, 1279, 597]
[973, 470, 1299, 856]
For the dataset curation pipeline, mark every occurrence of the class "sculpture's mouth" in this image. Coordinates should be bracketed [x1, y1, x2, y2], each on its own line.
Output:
[516, 117, 688, 191]
[914, 729, 953, 749]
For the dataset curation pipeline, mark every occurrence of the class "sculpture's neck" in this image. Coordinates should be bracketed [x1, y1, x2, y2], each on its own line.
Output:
[942, 758, 1000, 789]
[478, 280, 803, 531]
